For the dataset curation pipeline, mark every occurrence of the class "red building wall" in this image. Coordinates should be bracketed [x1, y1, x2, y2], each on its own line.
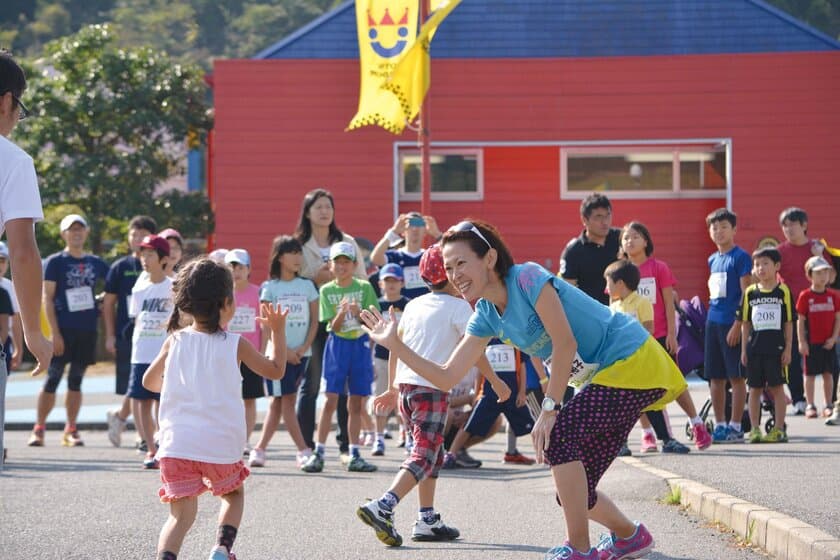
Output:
[213, 51, 840, 300]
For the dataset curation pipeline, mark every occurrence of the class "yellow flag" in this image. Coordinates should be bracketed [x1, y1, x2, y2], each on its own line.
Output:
[383, 0, 462, 127]
[347, 0, 419, 133]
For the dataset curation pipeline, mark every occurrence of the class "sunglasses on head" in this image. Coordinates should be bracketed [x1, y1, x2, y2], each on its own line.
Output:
[449, 221, 492, 249]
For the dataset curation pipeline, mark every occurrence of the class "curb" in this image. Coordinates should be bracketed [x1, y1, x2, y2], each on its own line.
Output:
[622, 457, 840, 560]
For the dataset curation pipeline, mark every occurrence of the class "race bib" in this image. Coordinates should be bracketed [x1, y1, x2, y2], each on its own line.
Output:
[637, 277, 657, 305]
[485, 344, 516, 373]
[229, 306, 257, 333]
[567, 353, 600, 389]
[751, 303, 781, 331]
[403, 266, 425, 291]
[66, 287, 95, 312]
[278, 295, 308, 324]
[708, 272, 727, 299]
[138, 311, 168, 338]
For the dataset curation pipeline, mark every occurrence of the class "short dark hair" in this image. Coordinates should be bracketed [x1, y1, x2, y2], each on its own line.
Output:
[580, 193, 612, 219]
[604, 259, 640, 291]
[706, 208, 737, 228]
[752, 246, 781, 264]
[268, 234, 303, 279]
[129, 215, 157, 234]
[167, 258, 233, 334]
[779, 207, 807, 227]
[621, 221, 654, 257]
[0, 52, 27, 101]
[440, 218, 515, 280]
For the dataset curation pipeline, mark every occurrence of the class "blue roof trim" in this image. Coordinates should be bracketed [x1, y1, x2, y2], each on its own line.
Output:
[746, 0, 840, 50]
[254, 0, 354, 59]
[257, 0, 840, 60]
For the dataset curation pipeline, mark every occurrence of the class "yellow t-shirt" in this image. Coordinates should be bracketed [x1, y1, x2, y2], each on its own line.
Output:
[609, 291, 654, 326]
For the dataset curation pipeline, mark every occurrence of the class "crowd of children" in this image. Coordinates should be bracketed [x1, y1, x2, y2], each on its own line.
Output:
[3, 198, 840, 559]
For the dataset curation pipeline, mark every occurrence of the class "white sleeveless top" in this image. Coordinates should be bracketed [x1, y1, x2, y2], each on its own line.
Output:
[157, 327, 246, 464]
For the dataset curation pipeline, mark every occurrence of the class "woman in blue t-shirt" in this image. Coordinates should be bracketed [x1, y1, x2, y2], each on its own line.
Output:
[360, 219, 686, 560]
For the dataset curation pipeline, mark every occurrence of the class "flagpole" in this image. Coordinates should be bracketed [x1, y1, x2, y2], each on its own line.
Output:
[419, 0, 432, 217]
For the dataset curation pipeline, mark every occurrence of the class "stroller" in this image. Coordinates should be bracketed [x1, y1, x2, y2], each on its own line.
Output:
[676, 296, 779, 440]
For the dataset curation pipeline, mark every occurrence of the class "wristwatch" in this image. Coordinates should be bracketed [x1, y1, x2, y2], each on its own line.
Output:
[541, 396, 562, 412]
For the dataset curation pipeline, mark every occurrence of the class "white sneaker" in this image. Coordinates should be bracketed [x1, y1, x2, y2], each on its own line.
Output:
[411, 512, 460, 541]
[106, 409, 125, 447]
[248, 448, 266, 467]
[296, 449, 312, 468]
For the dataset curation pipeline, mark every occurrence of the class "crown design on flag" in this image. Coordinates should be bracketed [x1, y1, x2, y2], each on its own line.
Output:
[367, 7, 409, 27]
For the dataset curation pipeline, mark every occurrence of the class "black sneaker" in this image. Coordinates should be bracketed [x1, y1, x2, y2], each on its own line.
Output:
[412, 513, 460, 541]
[454, 449, 481, 468]
[357, 500, 403, 547]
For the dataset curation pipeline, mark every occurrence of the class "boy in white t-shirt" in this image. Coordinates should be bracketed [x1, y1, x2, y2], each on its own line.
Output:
[128, 235, 173, 469]
[356, 245, 510, 547]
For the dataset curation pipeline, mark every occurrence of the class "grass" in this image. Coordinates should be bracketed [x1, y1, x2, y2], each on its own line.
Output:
[660, 484, 682, 506]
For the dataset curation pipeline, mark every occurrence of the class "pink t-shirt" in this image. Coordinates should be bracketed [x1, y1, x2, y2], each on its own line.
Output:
[637, 258, 677, 339]
[229, 283, 262, 349]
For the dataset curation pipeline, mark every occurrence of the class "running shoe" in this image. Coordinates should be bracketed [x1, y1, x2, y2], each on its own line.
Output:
[723, 427, 744, 443]
[363, 433, 375, 447]
[661, 439, 689, 454]
[822, 407, 833, 418]
[248, 447, 266, 467]
[372, 439, 385, 456]
[748, 427, 763, 444]
[441, 452, 457, 469]
[296, 450, 312, 468]
[761, 427, 788, 443]
[61, 430, 84, 447]
[357, 499, 403, 547]
[711, 424, 728, 444]
[143, 452, 159, 469]
[454, 449, 482, 468]
[106, 409, 126, 447]
[300, 453, 324, 473]
[692, 423, 712, 450]
[596, 521, 654, 559]
[826, 406, 840, 426]
[805, 404, 818, 419]
[544, 542, 598, 559]
[411, 513, 460, 541]
[617, 444, 632, 457]
[640, 432, 657, 453]
[27, 427, 45, 447]
[792, 401, 807, 416]
[208, 545, 235, 559]
[347, 455, 378, 472]
[503, 451, 536, 465]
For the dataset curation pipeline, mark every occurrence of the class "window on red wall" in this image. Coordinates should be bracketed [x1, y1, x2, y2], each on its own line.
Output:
[560, 141, 729, 200]
[399, 149, 483, 201]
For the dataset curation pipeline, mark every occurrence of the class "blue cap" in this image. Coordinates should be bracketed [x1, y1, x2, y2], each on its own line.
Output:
[379, 263, 404, 280]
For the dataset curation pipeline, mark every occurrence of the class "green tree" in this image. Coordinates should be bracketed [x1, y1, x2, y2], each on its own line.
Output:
[16, 24, 213, 254]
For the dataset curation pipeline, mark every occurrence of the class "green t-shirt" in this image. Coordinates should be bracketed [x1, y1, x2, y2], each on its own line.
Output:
[319, 278, 378, 340]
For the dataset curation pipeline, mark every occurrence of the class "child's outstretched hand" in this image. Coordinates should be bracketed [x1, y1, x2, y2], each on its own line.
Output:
[258, 302, 289, 332]
[360, 305, 398, 349]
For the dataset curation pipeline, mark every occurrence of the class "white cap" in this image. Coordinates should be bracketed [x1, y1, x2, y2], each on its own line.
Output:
[224, 248, 251, 267]
[208, 248, 229, 264]
[329, 241, 356, 261]
[0, 241, 8, 258]
[60, 214, 88, 231]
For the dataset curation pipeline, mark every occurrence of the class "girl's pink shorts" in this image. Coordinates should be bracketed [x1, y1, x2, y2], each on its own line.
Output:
[158, 457, 250, 503]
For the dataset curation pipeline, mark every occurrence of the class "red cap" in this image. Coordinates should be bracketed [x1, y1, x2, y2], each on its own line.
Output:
[419, 244, 447, 285]
[139, 234, 170, 257]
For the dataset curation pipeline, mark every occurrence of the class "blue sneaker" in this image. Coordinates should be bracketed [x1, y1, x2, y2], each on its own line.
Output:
[723, 427, 744, 443]
[544, 542, 598, 559]
[712, 424, 728, 444]
[208, 545, 233, 559]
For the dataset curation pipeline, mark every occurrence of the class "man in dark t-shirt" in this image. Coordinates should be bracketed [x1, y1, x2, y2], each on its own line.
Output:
[559, 193, 621, 305]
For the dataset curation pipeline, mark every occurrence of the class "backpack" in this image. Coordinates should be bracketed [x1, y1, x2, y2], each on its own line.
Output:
[675, 295, 707, 378]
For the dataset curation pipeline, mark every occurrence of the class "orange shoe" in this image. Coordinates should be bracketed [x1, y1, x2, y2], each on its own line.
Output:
[503, 451, 536, 465]
[61, 430, 84, 447]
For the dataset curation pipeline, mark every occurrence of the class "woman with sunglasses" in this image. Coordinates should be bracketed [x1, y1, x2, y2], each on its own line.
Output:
[360, 218, 686, 560]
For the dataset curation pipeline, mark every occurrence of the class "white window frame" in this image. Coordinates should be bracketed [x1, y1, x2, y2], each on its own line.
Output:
[559, 139, 731, 202]
[394, 146, 484, 202]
